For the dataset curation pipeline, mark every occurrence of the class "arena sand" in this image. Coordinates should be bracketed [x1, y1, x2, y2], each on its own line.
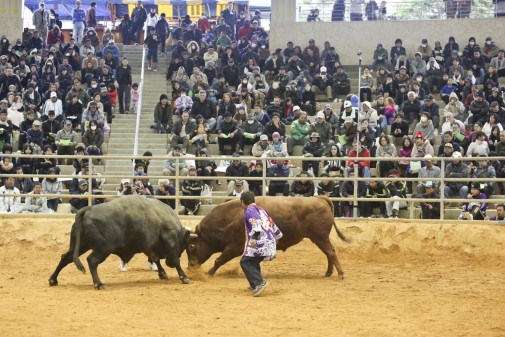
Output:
[0, 217, 504, 337]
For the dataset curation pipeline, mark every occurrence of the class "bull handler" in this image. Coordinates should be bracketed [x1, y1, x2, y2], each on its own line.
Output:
[239, 191, 283, 297]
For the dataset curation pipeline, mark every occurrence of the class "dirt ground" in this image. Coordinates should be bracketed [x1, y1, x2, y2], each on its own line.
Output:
[1, 217, 505, 337]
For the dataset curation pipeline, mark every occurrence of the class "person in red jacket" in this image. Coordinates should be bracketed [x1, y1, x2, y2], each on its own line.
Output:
[347, 140, 371, 179]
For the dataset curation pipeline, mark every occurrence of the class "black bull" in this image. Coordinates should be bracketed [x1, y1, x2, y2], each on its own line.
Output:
[186, 196, 350, 278]
[49, 195, 191, 289]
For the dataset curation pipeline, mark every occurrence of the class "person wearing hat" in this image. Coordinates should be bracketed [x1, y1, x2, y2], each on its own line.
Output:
[228, 180, 245, 199]
[42, 91, 64, 122]
[251, 134, 272, 157]
[154, 93, 173, 134]
[55, 120, 77, 164]
[302, 132, 325, 177]
[384, 169, 407, 219]
[287, 111, 311, 155]
[81, 101, 104, 130]
[425, 56, 443, 93]
[411, 130, 434, 157]
[71, 0, 85, 43]
[239, 114, 263, 155]
[312, 66, 333, 101]
[222, 57, 241, 87]
[443, 92, 465, 124]
[361, 176, 389, 218]
[459, 183, 487, 221]
[372, 44, 389, 72]
[26, 119, 44, 148]
[70, 177, 99, 213]
[309, 110, 332, 148]
[416, 154, 441, 194]
[487, 87, 504, 108]
[416, 181, 441, 219]
[339, 116, 358, 154]
[225, 155, 250, 195]
[412, 111, 435, 145]
[180, 167, 204, 216]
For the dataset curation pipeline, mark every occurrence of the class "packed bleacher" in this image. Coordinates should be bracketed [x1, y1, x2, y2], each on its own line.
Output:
[1, 1, 505, 221]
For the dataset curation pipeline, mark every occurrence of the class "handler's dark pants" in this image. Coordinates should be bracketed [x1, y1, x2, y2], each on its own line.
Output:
[240, 256, 265, 289]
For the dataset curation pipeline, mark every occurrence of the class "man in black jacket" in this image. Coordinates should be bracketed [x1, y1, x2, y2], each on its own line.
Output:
[417, 181, 441, 219]
[218, 112, 239, 155]
[225, 155, 250, 194]
[115, 57, 132, 114]
[190, 90, 217, 130]
[170, 111, 195, 153]
[222, 59, 241, 87]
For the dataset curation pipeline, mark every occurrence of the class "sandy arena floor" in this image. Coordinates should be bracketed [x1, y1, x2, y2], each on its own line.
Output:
[0, 217, 504, 337]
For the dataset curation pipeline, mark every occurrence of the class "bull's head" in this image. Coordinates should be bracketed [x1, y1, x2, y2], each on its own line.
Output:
[185, 225, 214, 268]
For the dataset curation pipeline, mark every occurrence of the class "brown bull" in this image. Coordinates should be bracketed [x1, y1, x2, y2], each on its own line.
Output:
[186, 196, 349, 279]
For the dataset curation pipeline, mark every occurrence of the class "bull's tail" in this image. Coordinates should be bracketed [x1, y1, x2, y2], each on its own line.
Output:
[72, 208, 88, 273]
[319, 195, 351, 244]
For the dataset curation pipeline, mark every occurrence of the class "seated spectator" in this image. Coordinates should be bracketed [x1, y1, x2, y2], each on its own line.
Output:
[412, 112, 435, 145]
[470, 156, 496, 198]
[190, 89, 217, 130]
[116, 179, 134, 196]
[287, 111, 310, 155]
[317, 173, 341, 216]
[264, 113, 286, 140]
[311, 111, 333, 148]
[360, 102, 379, 136]
[444, 151, 469, 200]
[466, 131, 489, 157]
[41, 167, 63, 212]
[441, 110, 465, 135]
[300, 82, 316, 116]
[459, 183, 487, 220]
[302, 132, 325, 177]
[22, 182, 53, 214]
[225, 155, 250, 195]
[371, 43, 390, 71]
[347, 140, 371, 179]
[154, 179, 176, 209]
[154, 93, 174, 134]
[81, 101, 104, 130]
[55, 120, 77, 165]
[361, 177, 389, 218]
[0, 176, 22, 213]
[416, 181, 441, 219]
[26, 120, 44, 150]
[290, 171, 314, 197]
[341, 170, 367, 218]
[391, 113, 409, 145]
[385, 169, 407, 219]
[323, 144, 344, 177]
[468, 90, 489, 125]
[251, 134, 272, 158]
[376, 135, 397, 177]
[13, 166, 33, 202]
[420, 95, 440, 129]
[195, 148, 217, 183]
[171, 111, 195, 153]
[402, 91, 421, 128]
[65, 94, 84, 130]
[18, 144, 37, 175]
[38, 145, 60, 175]
[252, 103, 271, 127]
[163, 145, 190, 177]
[41, 111, 61, 150]
[312, 66, 333, 101]
[359, 67, 374, 102]
[412, 131, 434, 157]
[218, 112, 240, 155]
[174, 88, 193, 116]
[426, 57, 443, 93]
[490, 49, 505, 78]
[239, 114, 263, 155]
[228, 180, 245, 199]
[70, 179, 98, 213]
[488, 203, 505, 222]
[269, 132, 288, 158]
[416, 154, 441, 194]
[483, 113, 503, 138]
[190, 115, 210, 150]
[248, 162, 264, 196]
[268, 161, 290, 196]
[181, 167, 203, 216]
[82, 120, 104, 156]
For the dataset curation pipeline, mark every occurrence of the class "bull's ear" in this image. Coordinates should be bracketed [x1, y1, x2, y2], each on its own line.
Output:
[188, 244, 196, 252]
[195, 224, 200, 234]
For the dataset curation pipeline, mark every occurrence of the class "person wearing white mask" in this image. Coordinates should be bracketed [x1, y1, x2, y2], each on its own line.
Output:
[239, 114, 264, 155]
[417, 38, 432, 62]
[412, 112, 435, 145]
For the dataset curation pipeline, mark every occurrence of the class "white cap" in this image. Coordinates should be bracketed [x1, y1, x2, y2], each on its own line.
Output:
[320, 66, 327, 72]
[260, 134, 268, 141]
[424, 154, 433, 159]
[344, 101, 352, 108]
[50, 92, 57, 98]
[452, 151, 462, 158]
[293, 105, 301, 111]
[121, 179, 131, 184]
[316, 111, 324, 118]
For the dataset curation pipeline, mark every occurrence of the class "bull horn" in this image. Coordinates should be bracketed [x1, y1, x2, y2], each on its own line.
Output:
[190, 233, 199, 239]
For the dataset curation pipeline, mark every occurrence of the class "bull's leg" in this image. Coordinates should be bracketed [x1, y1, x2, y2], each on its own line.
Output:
[155, 260, 168, 280]
[313, 239, 345, 279]
[87, 250, 110, 290]
[165, 255, 190, 284]
[48, 251, 74, 286]
[208, 247, 241, 276]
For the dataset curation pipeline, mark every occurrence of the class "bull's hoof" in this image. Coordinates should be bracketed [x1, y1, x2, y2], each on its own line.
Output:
[48, 278, 58, 287]
[325, 271, 333, 277]
[94, 283, 106, 290]
[338, 273, 344, 280]
[159, 272, 169, 280]
[207, 270, 216, 277]
[180, 276, 190, 284]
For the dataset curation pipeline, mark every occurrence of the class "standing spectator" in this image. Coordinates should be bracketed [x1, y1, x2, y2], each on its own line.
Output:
[131, 1, 148, 45]
[72, 0, 86, 43]
[221, 2, 237, 39]
[155, 13, 170, 55]
[350, 0, 364, 20]
[115, 58, 132, 114]
[181, 167, 203, 216]
[85, 2, 97, 29]
[118, 14, 132, 45]
[144, 27, 160, 71]
[32, 1, 50, 48]
[146, 7, 159, 33]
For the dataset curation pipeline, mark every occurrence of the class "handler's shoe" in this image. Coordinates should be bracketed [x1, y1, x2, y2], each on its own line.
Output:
[119, 262, 128, 272]
[252, 280, 269, 297]
[149, 262, 158, 271]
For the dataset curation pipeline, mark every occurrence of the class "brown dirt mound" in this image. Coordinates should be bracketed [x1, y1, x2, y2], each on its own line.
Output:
[0, 217, 504, 337]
